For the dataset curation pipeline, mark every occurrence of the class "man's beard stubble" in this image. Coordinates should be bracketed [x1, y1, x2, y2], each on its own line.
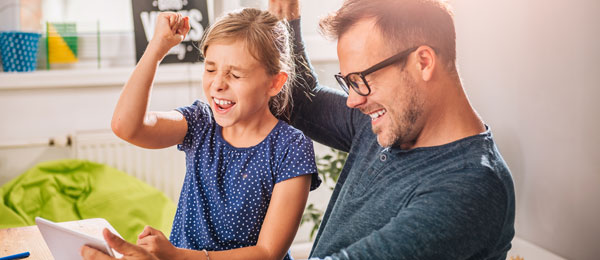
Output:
[378, 72, 424, 148]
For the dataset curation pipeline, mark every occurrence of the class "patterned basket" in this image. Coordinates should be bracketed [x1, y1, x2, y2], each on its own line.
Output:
[0, 31, 41, 72]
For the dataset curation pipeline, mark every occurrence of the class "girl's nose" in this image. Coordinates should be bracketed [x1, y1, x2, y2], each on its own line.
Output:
[211, 74, 228, 92]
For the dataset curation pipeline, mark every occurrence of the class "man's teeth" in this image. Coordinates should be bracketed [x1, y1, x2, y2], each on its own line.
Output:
[369, 109, 386, 120]
[213, 97, 234, 106]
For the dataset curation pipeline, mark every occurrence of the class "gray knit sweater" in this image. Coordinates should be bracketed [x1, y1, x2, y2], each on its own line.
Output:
[287, 19, 515, 260]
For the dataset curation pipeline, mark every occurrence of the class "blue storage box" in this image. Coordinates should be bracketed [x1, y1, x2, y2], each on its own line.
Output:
[0, 31, 41, 72]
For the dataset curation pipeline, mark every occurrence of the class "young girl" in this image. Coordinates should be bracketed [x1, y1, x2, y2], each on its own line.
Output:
[110, 9, 319, 260]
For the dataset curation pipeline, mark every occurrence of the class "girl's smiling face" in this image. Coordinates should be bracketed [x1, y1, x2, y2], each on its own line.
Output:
[202, 40, 283, 129]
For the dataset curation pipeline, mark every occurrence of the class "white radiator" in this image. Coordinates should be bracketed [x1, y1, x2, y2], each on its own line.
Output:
[72, 130, 186, 203]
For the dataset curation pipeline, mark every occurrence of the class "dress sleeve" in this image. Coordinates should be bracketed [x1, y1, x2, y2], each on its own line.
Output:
[276, 133, 321, 191]
[175, 100, 213, 151]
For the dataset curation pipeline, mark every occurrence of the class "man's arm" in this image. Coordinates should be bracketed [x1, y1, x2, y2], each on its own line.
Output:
[269, 1, 369, 152]
[287, 18, 368, 152]
[310, 170, 513, 260]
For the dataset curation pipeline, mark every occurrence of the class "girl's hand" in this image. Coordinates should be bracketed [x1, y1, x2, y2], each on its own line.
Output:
[81, 228, 158, 260]
[148, 12, 191, 60]
[137, 226, 180, 260]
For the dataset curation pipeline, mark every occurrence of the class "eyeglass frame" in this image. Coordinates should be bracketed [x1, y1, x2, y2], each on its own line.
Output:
[334, 46, 421, 96]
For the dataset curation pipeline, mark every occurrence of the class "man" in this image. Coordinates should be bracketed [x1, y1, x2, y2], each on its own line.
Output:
[82, 1, 515, 259]
[274, 0, 515, 259]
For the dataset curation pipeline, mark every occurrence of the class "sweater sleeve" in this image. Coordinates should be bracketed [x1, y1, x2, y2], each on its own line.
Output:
[286, 18, 370, 153]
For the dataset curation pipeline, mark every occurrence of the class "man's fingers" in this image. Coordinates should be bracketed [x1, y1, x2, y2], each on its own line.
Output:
[81, 245, 116, 260]
[103, 228, 141, 255]
[268, 0, 300, 20]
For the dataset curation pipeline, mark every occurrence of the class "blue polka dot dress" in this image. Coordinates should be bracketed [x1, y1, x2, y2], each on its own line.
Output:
[170, 100, 321, 259]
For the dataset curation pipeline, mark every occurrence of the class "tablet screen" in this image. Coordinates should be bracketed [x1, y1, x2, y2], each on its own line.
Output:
[35, 217, 115, 259]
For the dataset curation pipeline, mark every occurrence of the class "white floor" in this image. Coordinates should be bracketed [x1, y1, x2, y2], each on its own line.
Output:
[507, 237, 566, 260]
[289, 237, 566, 260]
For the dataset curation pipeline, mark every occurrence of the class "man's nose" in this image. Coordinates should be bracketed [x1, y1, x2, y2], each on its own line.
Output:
[346, 88, 367, 108]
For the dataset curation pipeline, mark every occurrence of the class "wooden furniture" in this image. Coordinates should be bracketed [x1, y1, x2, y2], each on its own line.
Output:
[0, 218, 117, 260]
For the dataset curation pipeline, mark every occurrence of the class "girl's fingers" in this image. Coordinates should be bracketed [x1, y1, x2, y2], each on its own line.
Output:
[103, 228, 143, 256]
[167, 13, 176, 29]
[137, 235, 151, 246]
[176, 13, 183, 32]
[184, 17, 190, 34]
[138, 225, 152, 239]
[177, 17, 190, 37]
[174, 14, 181, 30]
[81, 245, 116, 260]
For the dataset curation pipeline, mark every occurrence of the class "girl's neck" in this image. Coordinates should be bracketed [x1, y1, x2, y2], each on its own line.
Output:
[221, 109, 279, 148]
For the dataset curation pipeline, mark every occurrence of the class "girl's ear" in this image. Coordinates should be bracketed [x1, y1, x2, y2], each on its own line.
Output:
[268, 71, 288, 97]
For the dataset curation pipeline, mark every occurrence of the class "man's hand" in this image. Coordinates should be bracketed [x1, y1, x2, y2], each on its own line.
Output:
[268, 0, 300, 20]
[81, 228, 158, 260]
[136, 226, 179, 260]
[147, 12, 191, 60]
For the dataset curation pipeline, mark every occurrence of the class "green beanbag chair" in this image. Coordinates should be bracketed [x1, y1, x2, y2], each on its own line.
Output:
[0, 159, 176, 243]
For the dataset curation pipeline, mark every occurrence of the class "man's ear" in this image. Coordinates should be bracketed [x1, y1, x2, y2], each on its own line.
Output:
[414, 46, 436, 82]
[268, 71, 288, 97]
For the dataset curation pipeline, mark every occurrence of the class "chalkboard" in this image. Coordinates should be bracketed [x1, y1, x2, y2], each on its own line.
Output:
[132, 0, 209, 63]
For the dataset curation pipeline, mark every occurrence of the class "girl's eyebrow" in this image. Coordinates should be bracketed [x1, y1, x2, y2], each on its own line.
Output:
[204, 60, 251, 73]
[229, 65, 251, 73]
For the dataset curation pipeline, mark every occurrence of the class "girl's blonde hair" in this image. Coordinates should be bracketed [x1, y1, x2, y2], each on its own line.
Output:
[200, 8, 295, 120]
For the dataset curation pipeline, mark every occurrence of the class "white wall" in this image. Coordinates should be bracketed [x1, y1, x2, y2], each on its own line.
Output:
[450, 1, 600, 259]
[0, 65, 202, 184]
[42, 0, 133, 32]
[0, 0, 20, 31]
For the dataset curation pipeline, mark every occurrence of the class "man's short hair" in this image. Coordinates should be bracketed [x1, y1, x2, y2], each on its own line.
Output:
[320, 0, 457, 71]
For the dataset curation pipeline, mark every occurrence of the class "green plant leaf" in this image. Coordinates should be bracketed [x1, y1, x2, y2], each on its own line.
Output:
[302, 148, 348, 240]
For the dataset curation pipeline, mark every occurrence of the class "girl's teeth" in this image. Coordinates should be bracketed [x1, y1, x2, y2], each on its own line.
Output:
[214, 98, 233, 105]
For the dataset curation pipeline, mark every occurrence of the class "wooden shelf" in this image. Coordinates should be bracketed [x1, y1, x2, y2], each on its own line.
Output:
[0, 63, 203, 90]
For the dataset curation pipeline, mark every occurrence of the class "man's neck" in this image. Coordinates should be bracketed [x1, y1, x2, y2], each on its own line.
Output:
[409, 81, 485, 149]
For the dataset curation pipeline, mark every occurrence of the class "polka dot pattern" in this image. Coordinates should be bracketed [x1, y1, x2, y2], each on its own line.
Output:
[0, 32, 41, 72]
[170, 100, 321, 259]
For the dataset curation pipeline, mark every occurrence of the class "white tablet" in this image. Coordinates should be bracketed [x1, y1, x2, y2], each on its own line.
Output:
[35, 217, 115, 259]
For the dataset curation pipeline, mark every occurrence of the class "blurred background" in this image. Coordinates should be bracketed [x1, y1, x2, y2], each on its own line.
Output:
[0, 0, 599, 259]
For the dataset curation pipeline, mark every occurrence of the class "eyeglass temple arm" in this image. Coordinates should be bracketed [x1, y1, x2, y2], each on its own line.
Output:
[360, 46, 420, 76]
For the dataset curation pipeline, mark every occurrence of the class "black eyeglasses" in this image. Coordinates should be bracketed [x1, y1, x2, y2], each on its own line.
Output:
[335, 46, 419, 96]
